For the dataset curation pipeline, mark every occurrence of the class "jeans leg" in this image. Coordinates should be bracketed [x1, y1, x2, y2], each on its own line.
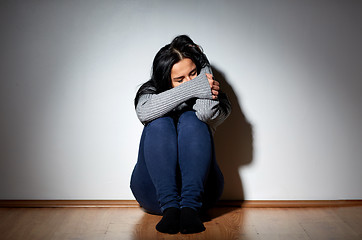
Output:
[177, 111, 213, 210]
[130, 116, 180, 214]
[130, 126, 161, 214]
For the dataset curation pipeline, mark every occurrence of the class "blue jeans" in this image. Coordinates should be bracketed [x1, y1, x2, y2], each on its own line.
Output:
[130, 111, 224, 215]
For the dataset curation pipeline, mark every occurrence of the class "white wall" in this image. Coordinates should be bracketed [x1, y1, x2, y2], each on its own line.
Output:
[0, 0, 361, 200]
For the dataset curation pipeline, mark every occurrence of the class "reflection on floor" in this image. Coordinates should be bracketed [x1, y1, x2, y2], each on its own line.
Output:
[0, 206, 361, 239]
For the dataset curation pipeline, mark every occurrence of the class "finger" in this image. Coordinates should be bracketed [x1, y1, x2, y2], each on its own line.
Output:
[213, 80, 220, 86]
[206, 74, 215, 82]
[212, 90, 219, 96]
[208, 79, 213, 88]
[212, 85, 220, 91]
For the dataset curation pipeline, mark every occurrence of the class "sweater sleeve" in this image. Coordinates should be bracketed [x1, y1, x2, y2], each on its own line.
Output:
[193, 92, 231, 133]
[192, 66, 231, 133]
[136, 67, 213, 124]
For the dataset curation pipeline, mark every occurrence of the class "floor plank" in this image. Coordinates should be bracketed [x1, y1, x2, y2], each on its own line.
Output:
[0, 206, 361, 240]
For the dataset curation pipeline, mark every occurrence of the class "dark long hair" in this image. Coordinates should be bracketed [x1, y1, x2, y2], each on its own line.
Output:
[134, 35, 210, 107]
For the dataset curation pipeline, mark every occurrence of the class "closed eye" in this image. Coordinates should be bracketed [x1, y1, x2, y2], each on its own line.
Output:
[190, 69, 197, 76]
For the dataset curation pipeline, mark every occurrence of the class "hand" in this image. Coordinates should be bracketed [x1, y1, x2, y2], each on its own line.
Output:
[206, 73, 220, 99]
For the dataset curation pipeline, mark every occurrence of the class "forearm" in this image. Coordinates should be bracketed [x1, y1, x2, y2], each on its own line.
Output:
[193, 92, 231, 131]
[136, 68, 213, 124]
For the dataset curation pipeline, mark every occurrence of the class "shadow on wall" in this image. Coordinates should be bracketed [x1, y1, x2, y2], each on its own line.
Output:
[211, 66, 254, 201]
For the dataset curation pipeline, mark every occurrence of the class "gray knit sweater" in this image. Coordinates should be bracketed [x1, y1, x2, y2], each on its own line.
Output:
[136, 66, 231, 133]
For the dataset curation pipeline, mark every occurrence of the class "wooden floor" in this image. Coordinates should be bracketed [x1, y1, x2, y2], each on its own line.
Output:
[0, 206, 361, 240]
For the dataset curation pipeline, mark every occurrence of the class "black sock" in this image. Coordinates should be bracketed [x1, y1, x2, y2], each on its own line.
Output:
[180, 207, 206, 234]
[156, 207, 180, 234]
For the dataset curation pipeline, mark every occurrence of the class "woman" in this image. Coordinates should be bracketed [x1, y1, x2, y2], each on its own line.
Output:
[130, 35, 231, 234]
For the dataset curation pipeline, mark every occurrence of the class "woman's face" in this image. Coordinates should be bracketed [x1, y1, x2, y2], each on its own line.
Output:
[170, 58, 197, 88]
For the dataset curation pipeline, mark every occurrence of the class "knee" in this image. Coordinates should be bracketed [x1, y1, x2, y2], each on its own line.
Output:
[146, 116, 175, 132]
[178, 111, 209, 132]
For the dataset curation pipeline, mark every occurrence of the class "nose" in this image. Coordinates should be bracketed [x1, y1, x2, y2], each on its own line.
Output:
[184, 76, 192, 82]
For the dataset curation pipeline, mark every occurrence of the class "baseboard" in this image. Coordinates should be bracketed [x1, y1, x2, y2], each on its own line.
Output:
[0, 200, 139, 208]
[222, 200, 362, 208]
[0, 199, 361, 208]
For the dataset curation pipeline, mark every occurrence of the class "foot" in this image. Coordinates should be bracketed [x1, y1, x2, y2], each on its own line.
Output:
[156, 207, 180, 234]
[180, 207, 206, 234]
